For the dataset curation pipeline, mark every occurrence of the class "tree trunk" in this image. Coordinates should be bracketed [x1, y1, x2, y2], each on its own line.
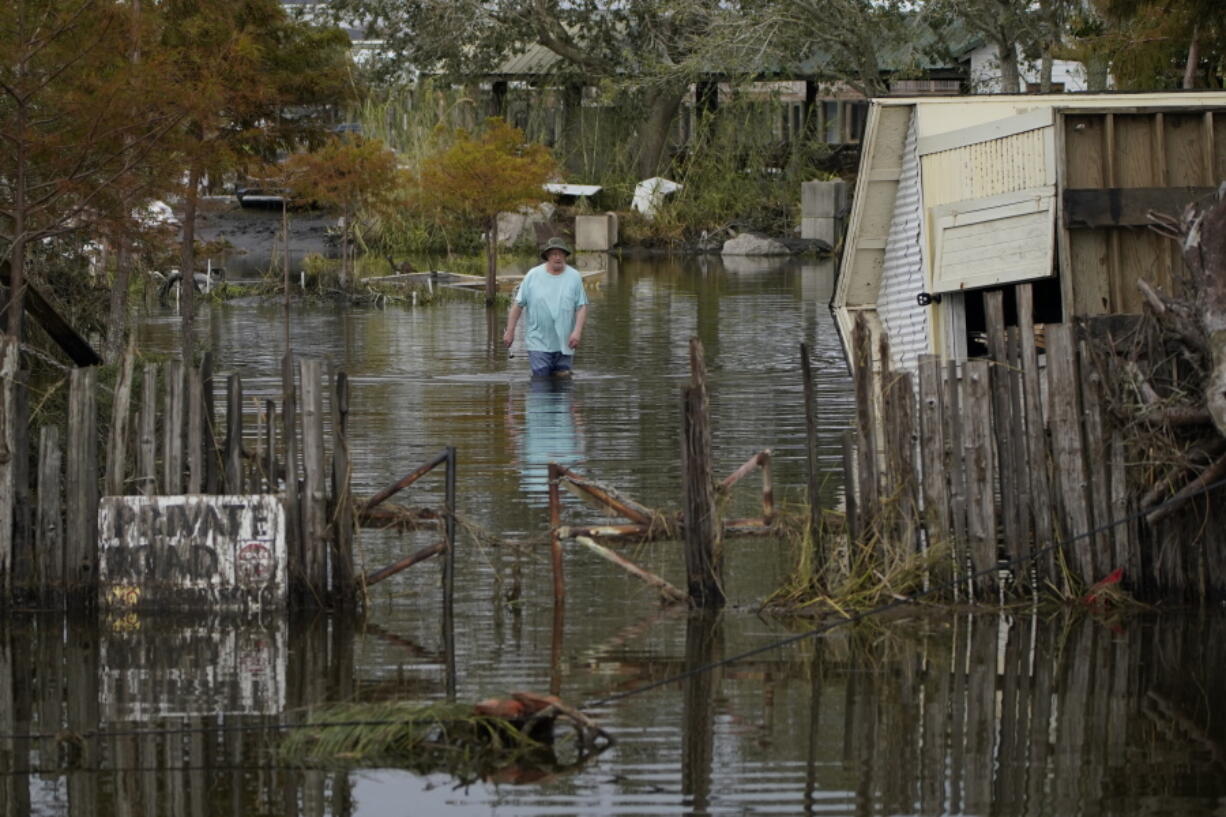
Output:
[1086, 55, 1110, 91]
[996, 39, 1022, 93]
[6, 97, 29, 344]
[179, 159, 201, 366]
[105, 238, 131, 362]
[485, 215, 498, 307]
[636, 88, 684, 179]
[1183, 24, 1201, 89]
[1040, 52, 1054, 93]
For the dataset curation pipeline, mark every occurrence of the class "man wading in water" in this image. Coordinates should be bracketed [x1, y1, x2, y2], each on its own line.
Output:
[503, 237, 589, 378]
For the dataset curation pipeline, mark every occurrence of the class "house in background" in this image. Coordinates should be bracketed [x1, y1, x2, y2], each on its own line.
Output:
[832, 91, 1226, 375]
[959, 40, 1100, 93]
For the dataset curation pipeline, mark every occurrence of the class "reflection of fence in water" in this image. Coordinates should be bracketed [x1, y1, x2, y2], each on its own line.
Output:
[99, 618, 287, 721]
[831, 613, 1226, 815]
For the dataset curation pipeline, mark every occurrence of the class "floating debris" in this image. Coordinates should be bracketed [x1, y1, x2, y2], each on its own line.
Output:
[278, 693, 611, 784]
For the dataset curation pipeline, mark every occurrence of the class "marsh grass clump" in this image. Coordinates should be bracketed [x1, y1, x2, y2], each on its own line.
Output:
[277, 700, 607, 784]
[765, 508, 951, 617]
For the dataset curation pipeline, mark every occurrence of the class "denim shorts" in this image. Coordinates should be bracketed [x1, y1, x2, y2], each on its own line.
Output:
[528, 350, 573, 377]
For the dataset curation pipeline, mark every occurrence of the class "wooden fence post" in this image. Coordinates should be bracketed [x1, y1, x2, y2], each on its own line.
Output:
[36, 427, 64, 606]
[444, 445, 457, 620]
[283, 355, 302, 602]
[187, 367, 203, 493]
[66, 367, 99, 604]
[139, 363, 158, 496]
[224, 373, 244, 493]
[1006, 327, 1033, 576]
[162, 360, 184, 494]
[105, 347, 136, 497]
[1080, 338, 1112, 582]
[841, 429, 859, 568]
[681, 338, 724, 608]
[962, 359, 996, 598]
[984, 291, 1021, 555]
[11, 365, 31, 594]
[548, 462, 565, 608]
[800, 343, 823, 570]
[1016, 283, 1055, 585]
[330, 371, 354, 605]
[918, 355, 950, 585]
[0, 338, 17, 603]
[265, 398, 278, 494]
[882, 368, 918, 559]
[300, 358, 327, 602]
[1046, 323, 1093, 589]
[852, 314, 880, 546]
[200, 353, 219, 493]
[943, 360, 969, 599]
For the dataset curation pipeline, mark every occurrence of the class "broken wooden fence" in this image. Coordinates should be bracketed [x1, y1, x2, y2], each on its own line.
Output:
[547, 450, 776, 607]
[845, 284, 1226, 602]
[0, 345, 362, 610]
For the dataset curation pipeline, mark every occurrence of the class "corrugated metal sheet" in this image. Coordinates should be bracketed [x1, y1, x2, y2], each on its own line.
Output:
[877, 109, 929, 375]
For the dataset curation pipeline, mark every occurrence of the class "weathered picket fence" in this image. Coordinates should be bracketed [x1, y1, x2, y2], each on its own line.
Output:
[845, 289, 1226, 603]
[0, 339, 357, 610]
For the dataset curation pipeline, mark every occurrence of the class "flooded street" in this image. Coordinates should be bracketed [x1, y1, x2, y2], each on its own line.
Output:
[3, 256, 1225, 816]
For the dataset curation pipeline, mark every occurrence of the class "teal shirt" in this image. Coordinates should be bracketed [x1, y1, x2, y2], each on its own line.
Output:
[514, 264, 589, 354]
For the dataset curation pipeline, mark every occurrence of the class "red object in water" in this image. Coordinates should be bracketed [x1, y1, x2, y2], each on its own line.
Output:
[1082, 567, 1124, 605]
[474, 698, 526, 719]
[510, 691, 562, 715]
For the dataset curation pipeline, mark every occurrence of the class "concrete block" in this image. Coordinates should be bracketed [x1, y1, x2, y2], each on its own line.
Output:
[801, 180, 848, 219]
[575, 213, 618, 251]
[802, 216, 841, 245]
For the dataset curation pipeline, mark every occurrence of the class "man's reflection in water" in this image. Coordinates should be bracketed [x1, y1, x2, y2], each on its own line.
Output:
[516, 375, 585, 496]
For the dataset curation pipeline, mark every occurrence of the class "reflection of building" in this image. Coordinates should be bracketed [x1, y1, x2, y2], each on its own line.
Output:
[517, 378, 584, 495]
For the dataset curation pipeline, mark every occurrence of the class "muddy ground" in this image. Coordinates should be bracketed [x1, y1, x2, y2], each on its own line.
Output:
[195, 195, 338, 279]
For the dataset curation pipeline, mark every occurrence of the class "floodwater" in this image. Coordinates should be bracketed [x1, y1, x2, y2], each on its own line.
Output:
[3, 255, 1225, 816]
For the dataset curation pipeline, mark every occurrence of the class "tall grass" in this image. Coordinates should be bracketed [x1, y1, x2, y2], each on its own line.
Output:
[351, 79, 840, 256]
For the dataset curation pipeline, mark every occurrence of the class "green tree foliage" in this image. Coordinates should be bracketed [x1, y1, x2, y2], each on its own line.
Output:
[407, 119, 557, 305]
[329, 0, 732, 178]
[157, 0, 353, 363]
[697, 0, 917, 97]
[1071, 0, 1225, 88]
[283, 135, 404, 288]
[0, 0, 178, 348]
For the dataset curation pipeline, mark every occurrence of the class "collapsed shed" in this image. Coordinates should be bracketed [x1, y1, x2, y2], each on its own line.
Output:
[829, 91, 1226, 601]
[834, 91, 1226, 372]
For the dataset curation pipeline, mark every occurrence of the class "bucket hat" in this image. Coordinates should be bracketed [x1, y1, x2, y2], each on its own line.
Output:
[540, 237, 572, 260]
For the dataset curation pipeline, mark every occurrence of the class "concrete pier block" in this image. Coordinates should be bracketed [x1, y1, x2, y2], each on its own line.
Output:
[801, 180, 848, 218]
[801, 180, 848, 244]
[575, 212, 619, 251]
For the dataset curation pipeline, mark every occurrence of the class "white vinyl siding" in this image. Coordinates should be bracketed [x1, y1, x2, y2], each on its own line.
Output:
[877, 110, 930, 374]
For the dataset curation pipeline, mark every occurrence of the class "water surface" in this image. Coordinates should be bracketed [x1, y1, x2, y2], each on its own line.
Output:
[3, 255, 1223, 816]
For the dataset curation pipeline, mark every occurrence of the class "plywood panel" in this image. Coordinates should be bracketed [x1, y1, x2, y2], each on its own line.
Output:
[931, 188, 1055, 293]
[1115, 114, 1158, 186]
[1064, 115, 1106, 187]
[1164, 113, 1207, 186]
[1118, 230, 1170, 313]
[1070, 231, 1110, 315]
[1214, 112, 1226, 180]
